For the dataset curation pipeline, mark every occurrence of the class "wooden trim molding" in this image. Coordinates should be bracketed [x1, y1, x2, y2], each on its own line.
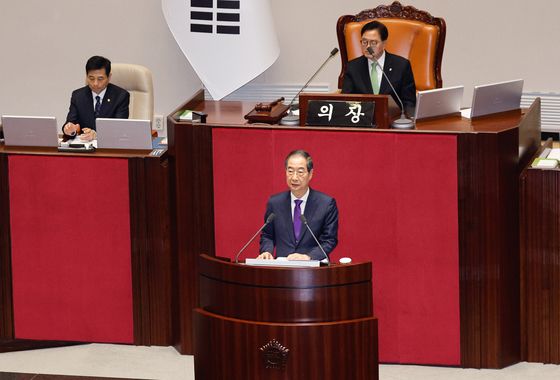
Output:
[0, 154, 14, 339]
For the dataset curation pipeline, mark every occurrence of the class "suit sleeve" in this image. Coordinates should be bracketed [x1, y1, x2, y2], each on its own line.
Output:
[66, 94, 79, 123]
[114, 90, 130, 119]
[399, 60, 417, 113]
[308, 198, 339, 260]
[341, 68, 355, 94]
[259, 200, 275, 254]
[63, 92, 80, 135]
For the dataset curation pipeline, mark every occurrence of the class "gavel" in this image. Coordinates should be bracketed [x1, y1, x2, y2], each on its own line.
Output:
[255, 97, 285, 112]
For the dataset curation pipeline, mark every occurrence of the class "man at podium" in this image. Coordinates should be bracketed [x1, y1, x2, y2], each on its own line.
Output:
[257, 150, 338, 261]
[341, 20, 416, 113]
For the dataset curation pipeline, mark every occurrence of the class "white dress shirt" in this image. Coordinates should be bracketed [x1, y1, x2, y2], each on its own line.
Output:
[368, 50, 386, 88]
[92, 88, 108, 109]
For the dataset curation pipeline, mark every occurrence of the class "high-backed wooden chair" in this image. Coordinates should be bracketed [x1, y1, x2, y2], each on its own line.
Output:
[336, 1, 446, 91]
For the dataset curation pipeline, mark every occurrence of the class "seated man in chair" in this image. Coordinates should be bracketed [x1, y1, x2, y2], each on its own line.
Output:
[62, 56, 130, 141]
[342, 21, 416, 115]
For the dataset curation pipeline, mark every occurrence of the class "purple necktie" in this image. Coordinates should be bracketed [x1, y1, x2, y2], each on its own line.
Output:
[293, 199, 303, 241]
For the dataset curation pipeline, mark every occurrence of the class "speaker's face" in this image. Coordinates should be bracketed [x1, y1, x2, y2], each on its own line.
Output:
[361, 29, 386, 60]
[285, 155, 313, 198]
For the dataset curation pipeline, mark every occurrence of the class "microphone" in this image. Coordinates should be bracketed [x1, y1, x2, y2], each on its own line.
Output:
[300, 214, 330, 265]
[367, 46, 414, 130]
[234, 213, 275, 263]
[280, 48, 339, 126]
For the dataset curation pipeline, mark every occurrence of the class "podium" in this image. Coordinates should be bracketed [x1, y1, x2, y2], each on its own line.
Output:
[193, 254, 378, 380]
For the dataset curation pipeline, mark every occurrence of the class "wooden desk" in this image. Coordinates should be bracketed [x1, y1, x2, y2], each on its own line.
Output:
[0, 146, 174, 349]
[168, 90, 540, 369]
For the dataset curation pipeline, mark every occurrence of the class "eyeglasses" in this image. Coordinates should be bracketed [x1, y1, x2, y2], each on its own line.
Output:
[286, 168, 308, 178]
[361, 39, 380, 47]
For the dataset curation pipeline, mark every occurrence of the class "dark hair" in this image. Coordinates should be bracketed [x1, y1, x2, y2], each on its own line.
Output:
[361, 20, 389, 41]
[85, 56, 111, 76]
[285, 150, 313, 172]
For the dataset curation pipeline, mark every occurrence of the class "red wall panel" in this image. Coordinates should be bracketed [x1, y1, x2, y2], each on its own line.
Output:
[212, 128, 460, 365]
[9, 155, 133, 343]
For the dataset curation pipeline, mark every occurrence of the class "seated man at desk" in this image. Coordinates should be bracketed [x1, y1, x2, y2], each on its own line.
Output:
[341, 20, 416, 115]
[257, 150, 338, 261]
[62, 56, 130, 141]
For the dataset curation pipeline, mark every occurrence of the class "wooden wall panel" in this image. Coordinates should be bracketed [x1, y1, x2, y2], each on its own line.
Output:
[521, 166, 560, 363]
[129, 157, 174, 346]
[457, 129, 521, 368]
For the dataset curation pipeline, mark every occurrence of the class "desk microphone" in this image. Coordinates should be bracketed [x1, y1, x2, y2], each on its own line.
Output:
[234, 213, 275, 263]
[367, 47, 414, 130]
[300, 215, 330, 265]
[280, 48, 339, 126]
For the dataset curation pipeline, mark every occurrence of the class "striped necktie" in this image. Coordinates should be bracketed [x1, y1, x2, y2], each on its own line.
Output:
[94, 96, 101, 117]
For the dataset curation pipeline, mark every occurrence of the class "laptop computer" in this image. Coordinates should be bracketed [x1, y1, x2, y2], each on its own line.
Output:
[414, 86, 464, 120]
[470, 79, 523, 118]
[96, 118, 152, 150]
[1, 115, 59, 147]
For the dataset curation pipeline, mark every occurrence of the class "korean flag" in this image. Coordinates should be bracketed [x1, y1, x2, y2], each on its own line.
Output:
[162, 0, 280, 100]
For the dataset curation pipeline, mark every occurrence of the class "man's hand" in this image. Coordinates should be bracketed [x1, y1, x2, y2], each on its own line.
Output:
[287, 253, 311, 261]
[63, 122, 80, 136]
[80, 128, 97, 141]
[256, 252, 274, 260]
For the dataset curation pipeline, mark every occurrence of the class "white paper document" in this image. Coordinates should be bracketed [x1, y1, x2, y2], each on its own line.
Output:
[460, 108, 472, 119]
[244, 258, 320, 267]
[546, 148, 560, 161]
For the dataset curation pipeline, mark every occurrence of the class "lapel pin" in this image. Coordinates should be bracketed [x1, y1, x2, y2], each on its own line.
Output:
[107, 98, 111, 102]
[389, 68, 392, 71]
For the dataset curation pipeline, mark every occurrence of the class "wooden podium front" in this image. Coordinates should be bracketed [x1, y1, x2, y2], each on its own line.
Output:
[193, 254, 378, 380]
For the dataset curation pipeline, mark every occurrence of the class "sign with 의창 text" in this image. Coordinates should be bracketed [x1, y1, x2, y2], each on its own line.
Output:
[306, 100, 375, 127]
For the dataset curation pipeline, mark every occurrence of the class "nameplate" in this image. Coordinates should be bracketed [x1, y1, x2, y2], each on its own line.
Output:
[306, 100, 375, 127]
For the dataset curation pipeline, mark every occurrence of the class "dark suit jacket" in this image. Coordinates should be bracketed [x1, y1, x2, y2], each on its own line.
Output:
[64, 83, 130, 134]
[341, 53, 416, 114]
[259, 189, 338, 260]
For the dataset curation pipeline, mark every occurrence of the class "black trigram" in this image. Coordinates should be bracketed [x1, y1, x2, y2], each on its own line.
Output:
[190, 0, 240, 34]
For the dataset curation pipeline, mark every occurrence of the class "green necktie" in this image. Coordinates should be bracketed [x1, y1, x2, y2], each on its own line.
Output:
[370, 62, 380, 94]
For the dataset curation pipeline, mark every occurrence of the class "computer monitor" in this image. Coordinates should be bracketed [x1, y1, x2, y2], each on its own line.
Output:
[414, 86, 464, 120]
[470, 79, 524, 118]
[96, 118, 152, 150]
[1, 115, 59, 147]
